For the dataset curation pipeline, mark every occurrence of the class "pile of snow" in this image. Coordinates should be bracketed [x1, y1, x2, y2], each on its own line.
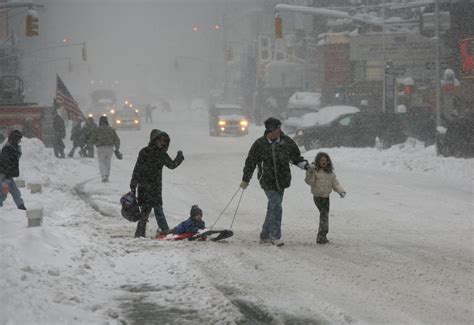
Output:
[19, 138, 60, 185]
[300, 105, 360, 127]
[306, 138, 474, 185]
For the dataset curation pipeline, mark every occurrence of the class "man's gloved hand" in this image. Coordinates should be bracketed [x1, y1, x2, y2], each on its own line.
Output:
[130, 182, 137, 196]
[176, 150, 184, 162]
[339, 192, 346, 198]
[305, 163, 316, 172]
[240, 181, 249, 190]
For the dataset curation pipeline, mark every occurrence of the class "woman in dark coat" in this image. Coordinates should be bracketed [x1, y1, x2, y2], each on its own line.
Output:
[130, 129, 184, 237]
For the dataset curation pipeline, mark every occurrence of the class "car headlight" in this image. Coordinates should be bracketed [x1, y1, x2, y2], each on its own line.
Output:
[240, 120, 248, 126]
[218, 120, 226, 126]
[134, 120, 139, 124]
[88, 113, 93, 118]
[135, 109, 139, 113]
[110, 109, 115, 114]
[116, 120, 121, 124]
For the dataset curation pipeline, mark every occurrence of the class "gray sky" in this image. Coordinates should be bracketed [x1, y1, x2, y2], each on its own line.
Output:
[27, 0, 262, 104]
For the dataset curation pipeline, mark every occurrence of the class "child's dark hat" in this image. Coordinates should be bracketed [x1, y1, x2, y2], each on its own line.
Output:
[190, 205, 202, 218]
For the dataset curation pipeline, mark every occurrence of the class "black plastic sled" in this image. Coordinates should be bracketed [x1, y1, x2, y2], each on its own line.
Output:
[188, 229, 234, 242]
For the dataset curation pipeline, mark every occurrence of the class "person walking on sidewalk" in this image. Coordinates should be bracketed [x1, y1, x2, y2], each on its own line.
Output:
[240, 117, 309, 246]
[90, 116, 120, 183]
[68, 120, 85, 158]
[82, 117, 97, 158]
[0, 130, 26, 210]
[52, 108, 66, 159]
[131, 129, 184, 238]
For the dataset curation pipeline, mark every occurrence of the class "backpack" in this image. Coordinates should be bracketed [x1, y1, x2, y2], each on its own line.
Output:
[120, 192, 140, 222]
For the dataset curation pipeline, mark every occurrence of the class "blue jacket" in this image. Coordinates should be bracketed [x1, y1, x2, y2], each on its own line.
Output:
[174, 217, 205, 234]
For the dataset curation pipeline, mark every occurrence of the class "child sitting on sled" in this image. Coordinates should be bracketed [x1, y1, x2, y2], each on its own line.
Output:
[157, 204, 205, 237]
[173, 204, 205, 234]
[156, 204, 233, 241]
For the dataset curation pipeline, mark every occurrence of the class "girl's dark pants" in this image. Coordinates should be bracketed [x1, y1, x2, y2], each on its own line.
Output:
[314, 196, 329, 238]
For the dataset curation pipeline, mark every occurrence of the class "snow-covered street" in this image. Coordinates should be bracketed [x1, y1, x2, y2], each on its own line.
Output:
[1, 103, 473, 324]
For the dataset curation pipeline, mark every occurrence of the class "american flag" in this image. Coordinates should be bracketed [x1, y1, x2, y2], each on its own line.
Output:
[56, 75, 84, 120]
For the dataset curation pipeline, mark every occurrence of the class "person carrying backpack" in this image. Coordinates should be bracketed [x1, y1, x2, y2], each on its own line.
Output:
[0, 130, 26, 210]
[130, 129, 184, 238]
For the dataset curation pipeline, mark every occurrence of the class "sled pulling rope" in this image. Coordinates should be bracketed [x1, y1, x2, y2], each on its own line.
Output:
[209, 186, 244, 230]
[195, 186, 244, 241]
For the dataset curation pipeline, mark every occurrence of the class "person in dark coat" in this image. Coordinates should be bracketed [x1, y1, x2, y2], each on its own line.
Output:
[130, 129, 184, 237]
[240, 117, 309, 246]
[52, 109, 66, 158]
[82, 117, 97, 158]
[0, 130, 26, 210]
[68, 120, 85, 158]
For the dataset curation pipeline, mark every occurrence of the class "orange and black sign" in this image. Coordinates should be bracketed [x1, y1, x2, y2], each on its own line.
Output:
[459, 38, 474, 79]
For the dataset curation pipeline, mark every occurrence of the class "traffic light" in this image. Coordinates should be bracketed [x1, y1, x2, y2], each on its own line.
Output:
[26, 11, 39, 37]
[275, 14, 283, 39]
[404, 85, 413, 95]
[385, 61, 393, 75]
[82, 44, 87, 62]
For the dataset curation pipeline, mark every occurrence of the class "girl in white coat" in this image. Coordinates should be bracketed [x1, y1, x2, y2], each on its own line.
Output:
[305, 152, 346, 244]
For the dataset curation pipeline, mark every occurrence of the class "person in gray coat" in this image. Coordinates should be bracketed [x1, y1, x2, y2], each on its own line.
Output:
[89, 116, 120, 183]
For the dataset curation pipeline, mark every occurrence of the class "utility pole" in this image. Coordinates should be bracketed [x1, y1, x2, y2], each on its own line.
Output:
[434, 0, 441, 155]
[382, 0, 386, 113]
[223, 11, 229, 101]
[434, 0, 441, 129]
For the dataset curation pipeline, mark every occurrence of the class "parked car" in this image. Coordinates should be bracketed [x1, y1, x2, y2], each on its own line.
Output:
[282, 92, 321, 134]
[209, 104, 249, 136]
[437, 113, 474, 158]
[113, 109, 141, 130]
[294, 111, 406, 151]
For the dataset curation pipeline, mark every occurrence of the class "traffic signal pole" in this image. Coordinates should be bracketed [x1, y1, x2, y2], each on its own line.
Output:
[0, 42, 87, 63]
[434, 0, 441, 130]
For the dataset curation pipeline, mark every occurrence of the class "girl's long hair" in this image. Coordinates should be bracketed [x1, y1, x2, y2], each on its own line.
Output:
[314, 152, 334, 173]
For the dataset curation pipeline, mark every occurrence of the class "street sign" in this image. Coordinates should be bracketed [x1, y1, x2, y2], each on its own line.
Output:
[385, 67, 406, 75]
[350, 33, 439, 62]
[425, 61, 449, 71]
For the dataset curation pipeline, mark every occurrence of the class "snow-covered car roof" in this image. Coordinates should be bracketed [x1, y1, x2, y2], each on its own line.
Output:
[287, 92, 321, 110]
[300, 105, 360, 128]
[215, 104, 242, 110]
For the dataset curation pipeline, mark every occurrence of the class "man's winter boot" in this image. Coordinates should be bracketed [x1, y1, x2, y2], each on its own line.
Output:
[316, 233, 328, 244]
[270, 239, 284, 247]
[18, 204, 26, 211]
[134, 220, 147, 238]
